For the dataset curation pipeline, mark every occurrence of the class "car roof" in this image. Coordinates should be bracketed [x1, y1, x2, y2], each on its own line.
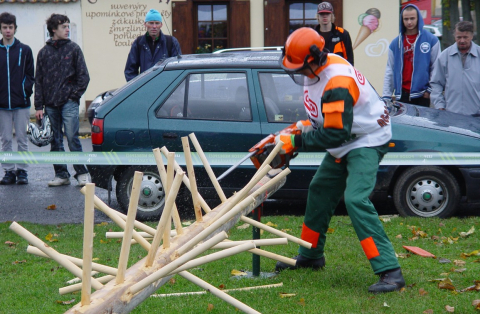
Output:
[161, 52, 283, 70]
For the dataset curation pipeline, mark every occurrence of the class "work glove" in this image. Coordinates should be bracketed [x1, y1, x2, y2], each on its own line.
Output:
[275, 133, 297, 155]
[296, 120, 313, 133]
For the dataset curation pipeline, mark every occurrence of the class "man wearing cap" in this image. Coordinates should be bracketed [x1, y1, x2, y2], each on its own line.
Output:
[124, 9, 182, 82]
[313, 1, 354, 66]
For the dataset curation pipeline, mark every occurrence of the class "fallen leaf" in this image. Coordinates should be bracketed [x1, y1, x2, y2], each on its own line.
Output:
[472, 300, 480, 309]
[439, 222, 445, 227]
[230, 269, 247, 276]
[438, 278, 456, 291]
[207, 303, 214, 311]
[284, 217, 289, 221]
[46, 204, 56, 210]
[419, 288, 428, 296]
[56, 299, 75, 305]
[460, 280, 480, 292]
[395, 234, 402, 239]
[182, 221, 192, 226]
[428, 278, 446, 282]
[297, 298, 305, 306]
[380, 217, 391, 222]
[100, 239, 110, 244]
[326, 228, 335, 234]
[461, 250, 480, 258]
[445, 305, 454, 312]
[4, 241, 16, 247]
[439, 258, 451, 264]
[450, 267, 467, 273]
[218, 284, 225, 289]
[440, 272, 450, 277]
[236, 223, 250, 230]
[12, 260, 27, 264]
[169, 278, 176, 285]
[431, 235, 440, 240]
[396, 253, 411, 259]
[459, 226, 475, 238]
[453, 260, 466, 266]
[423, 310, 434, 314]
[45, 233, 58, 242]
[280, 229, 292, 233]
[266, 222, 278, 227]
[383, 302, 390, 307]
[279, 293, 296, 298]
[96, 222, 108, 226]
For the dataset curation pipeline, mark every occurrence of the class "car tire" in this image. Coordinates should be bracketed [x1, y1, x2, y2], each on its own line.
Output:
[116, 166, 166, 221]
[393, 166, 460, 218]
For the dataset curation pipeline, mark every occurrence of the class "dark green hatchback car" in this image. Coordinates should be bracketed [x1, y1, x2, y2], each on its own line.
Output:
[89, 52, 480, 220]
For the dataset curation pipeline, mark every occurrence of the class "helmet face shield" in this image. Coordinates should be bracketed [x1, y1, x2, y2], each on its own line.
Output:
[280, 52, 320, 86]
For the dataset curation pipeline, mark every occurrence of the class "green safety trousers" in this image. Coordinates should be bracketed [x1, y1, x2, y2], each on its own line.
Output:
[298, 146, 400, 274]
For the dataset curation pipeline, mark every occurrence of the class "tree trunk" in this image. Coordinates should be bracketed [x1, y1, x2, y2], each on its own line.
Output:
[461, 0, 472, 21]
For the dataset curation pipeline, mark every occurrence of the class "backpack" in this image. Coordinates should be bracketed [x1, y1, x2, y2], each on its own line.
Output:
[136, 34, 174, 57]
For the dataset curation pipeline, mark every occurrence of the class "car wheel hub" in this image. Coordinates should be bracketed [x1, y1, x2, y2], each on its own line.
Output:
[128, 173, 165, 212]
[408, 179, 446, 215]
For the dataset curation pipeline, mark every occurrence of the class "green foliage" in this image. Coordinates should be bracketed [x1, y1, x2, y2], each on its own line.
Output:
[2, 216, 480, 313]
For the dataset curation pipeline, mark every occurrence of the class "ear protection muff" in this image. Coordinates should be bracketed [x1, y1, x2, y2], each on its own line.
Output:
[309, 44, 327, 66]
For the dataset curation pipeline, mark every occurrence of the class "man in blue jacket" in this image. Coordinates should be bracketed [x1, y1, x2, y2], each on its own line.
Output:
[124, 9, 181, 82]
[0, 12, 34, 185]
[382, 4, 440, 107]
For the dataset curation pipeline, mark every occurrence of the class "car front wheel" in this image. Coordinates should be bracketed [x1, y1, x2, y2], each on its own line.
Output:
[393, 166, 460, 218]
[116, 166, 165, 221]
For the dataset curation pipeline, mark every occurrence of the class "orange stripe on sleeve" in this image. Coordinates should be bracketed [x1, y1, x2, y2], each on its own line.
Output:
[322, 100, 344, 129]
[301, 223, 320, 248]
[324, 76, 360, 105]
[360, 236, 380, 260]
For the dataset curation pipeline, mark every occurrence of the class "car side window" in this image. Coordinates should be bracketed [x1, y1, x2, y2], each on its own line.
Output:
[156, 72, 252, 121]
[258, 72, 307, 123]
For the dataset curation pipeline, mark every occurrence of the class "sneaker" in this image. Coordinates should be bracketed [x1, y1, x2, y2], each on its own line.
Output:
[0, 171, 16, 185]
[368, 268, 405, 293]
[76, 173, 91, 187]
[275, 255, 325, 272]
[16, 169, 28, 185]
[48, 176, 71, 187]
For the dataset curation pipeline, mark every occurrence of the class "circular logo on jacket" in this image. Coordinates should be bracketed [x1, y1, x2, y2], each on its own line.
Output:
[354, 68, 365, 85]
[420, 42, 431, 53]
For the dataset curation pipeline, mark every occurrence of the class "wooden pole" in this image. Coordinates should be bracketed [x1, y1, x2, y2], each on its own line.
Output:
[145, 172, 184, 267]
[81, 183, 95, 306]
[213, 165, 272, 221]
[80, 187, 151, 251]
[9, 222, 103, 290]
[160, 146, 212, 213]
[163, 152, 177, 249]
[179, 271, 261, 314]
[169, 241, 256, 274]
[211, 238, 287, 249]
[116, 171, 143, 285]
[177, 196, 256, 256]
[188, 133, 227, 202]
[258, 140, 283, 172]
[152, 148, 183, 235]
[181, 136, 203, 221]
[60, 275, 115, 295]
[27, 246, 118, 275]
[151, 282, 283, 297]
[130, 231, 228, 295]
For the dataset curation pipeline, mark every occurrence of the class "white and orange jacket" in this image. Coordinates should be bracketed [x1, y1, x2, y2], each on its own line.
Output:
[295, 54, 392, 158]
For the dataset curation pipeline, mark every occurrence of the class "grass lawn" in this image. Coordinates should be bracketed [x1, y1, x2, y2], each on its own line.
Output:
[1, 215, 480, 313]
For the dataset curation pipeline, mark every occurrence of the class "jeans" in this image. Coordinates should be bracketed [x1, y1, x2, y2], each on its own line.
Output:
[45, 99, 88, 179]
[0, 108, 30, 171]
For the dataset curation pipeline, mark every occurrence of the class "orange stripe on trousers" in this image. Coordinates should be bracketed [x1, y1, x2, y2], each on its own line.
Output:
[360, 236, 380, 260]
[301, 223, 320, 248]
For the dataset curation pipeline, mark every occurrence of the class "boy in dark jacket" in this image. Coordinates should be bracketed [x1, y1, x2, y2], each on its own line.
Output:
[34, 13, 90, 187]
[0, 12, 34, 185]
[124, 9, 181, 82]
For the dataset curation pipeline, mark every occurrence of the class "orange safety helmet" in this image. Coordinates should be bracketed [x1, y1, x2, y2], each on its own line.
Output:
[281, 27, 326, 71]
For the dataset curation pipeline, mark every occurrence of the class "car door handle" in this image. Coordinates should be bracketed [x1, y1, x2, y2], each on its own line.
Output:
[163, 132, 178, 139]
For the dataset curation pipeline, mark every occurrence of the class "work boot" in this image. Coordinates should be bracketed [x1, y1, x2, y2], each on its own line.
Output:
[368, 268, 405, 293]
[48, 176, 71, 187]
[16, 169, 28, 185]
[0, 171, 16, 185]
[275, 255, 325, 272]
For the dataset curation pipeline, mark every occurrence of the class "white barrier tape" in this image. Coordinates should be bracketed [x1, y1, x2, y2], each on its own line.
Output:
[2, 151, 480, 166]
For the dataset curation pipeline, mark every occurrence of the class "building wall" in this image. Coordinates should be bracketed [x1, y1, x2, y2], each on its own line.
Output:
[0, 2, 83, 116]
[343, 0, 399, 91]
